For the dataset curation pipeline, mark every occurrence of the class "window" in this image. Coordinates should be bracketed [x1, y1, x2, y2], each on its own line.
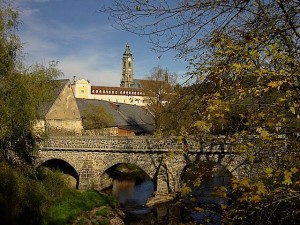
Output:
[81, 90, 84, 93]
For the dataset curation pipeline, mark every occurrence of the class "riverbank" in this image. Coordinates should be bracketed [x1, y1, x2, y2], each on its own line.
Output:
[71, 206, 125, 225]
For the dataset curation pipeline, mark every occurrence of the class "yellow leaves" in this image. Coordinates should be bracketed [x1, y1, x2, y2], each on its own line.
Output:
[232, 177, 268, 203]
[257, 112, 265, 118]
[267, 80, 284, 89]
[247, 194, 262, 203]
[230, 167, 299, 210]
[256, 127, 270, 140]
[290, 106, 296, 115]
[194, 120, 212, 133]
[234, 144, 248, 153]
[270, 43, 279, 52]
[283, 170, 293, 185]
[213, 186, 228, 198]
[178, 185, 192, 197]
[290, 167, 299, 174]
[283, 167, 299, 186]
[249, 155, 256, 162]
[249, 49, 258, 58]
[237, 89, 246, 99]
[265, 168, 273, 177]
[194, 177, 201, 188]
[232, 63, 242, 72]
[247, 142, 254, 147]
[278, 97, 286, 102]
[255, 181, 267, 195]
[240, 177, 250, 188]
[220, 204, 227, 210]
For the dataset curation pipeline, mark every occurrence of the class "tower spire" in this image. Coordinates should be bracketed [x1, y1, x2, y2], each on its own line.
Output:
[124, 43, 131, 55]
[121, 43, 134, 88]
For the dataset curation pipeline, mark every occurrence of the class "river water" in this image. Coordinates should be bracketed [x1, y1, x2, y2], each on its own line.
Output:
[110, 173, 231, 225]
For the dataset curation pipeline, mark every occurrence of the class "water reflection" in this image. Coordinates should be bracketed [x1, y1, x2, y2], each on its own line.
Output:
[112, 179, 154, 214]
[109, 161, 231, 224]
[181, 164, 232, 225]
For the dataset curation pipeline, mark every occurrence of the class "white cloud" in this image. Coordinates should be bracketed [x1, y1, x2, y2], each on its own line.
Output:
[58, 55, 120, 86]
[16, 0, 188, 87]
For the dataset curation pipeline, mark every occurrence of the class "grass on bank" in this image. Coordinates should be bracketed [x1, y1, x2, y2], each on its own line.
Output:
[42, 189, 116, 225]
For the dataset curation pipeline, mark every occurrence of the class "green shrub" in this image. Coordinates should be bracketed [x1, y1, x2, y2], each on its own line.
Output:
[42, 189, 116, 225]
[0, 161, 68, 225]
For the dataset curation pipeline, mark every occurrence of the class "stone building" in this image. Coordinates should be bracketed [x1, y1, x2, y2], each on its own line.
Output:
[35, 44, 171, 136]
[72, 43, 172, 106]
[76, 98, 155, 136]
[35, 79, 155, 136]
[36, 79, 83, 135]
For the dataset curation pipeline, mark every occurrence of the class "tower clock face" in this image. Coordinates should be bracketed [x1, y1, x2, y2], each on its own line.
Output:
[128, 57, 132, 62]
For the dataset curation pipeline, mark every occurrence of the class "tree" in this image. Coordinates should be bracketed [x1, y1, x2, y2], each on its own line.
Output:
[142, 66, 175, 131]
[147, 65, 177, 87]
[0, 3, 68, 225]
[101, 0, 299, 60]
[183, 31, 300, 224]
[0, 1, 62, 164]
[102, 1, 300, 223]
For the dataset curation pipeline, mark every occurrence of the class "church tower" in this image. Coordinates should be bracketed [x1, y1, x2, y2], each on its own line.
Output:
[120, 43, 134, 88]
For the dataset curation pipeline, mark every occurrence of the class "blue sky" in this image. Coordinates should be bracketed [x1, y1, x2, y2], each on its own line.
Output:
[15, 0, 188, 86]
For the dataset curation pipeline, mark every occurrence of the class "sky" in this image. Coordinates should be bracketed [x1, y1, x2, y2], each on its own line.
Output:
[14, 0, 188, 86]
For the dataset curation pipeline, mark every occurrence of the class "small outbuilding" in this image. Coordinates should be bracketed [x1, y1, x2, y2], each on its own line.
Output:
[76, 98, 155, 136]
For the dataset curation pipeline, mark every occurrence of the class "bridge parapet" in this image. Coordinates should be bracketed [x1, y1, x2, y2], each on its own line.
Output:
[38, 136, 245, 193]
[38, 136, 232, 153]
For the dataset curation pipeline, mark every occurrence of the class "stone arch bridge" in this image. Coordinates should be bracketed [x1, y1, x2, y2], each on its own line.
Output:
[37, 136, 248, 195]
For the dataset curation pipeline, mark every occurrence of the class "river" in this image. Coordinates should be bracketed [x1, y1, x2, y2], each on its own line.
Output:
[110, 172, 231, 225]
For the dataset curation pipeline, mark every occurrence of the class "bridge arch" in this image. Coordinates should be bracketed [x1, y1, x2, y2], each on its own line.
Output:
[99, 162, 153, 190]
[180, 160, 232, 182]
[39, 158, 80, 189]
[96, 153, 158, 180]
[93, 153, 160, 191]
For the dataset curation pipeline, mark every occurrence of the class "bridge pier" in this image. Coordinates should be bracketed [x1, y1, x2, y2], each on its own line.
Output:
[156, 173, 170, 195]
[38, 136, 245, 195]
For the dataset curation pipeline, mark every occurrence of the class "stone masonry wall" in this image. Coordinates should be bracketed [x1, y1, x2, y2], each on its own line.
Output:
[38, 136, 245, 195]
